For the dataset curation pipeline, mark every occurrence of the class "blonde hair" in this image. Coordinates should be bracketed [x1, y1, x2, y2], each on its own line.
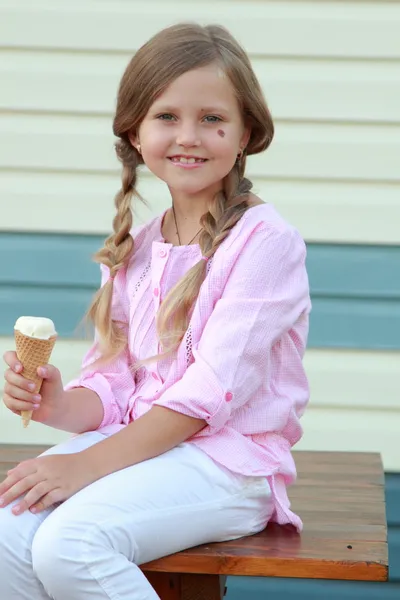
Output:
[88, 23, 274, 364]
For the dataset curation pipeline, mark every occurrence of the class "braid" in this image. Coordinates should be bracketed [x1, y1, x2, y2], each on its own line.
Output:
[155, 159, 252, 358]
[201, 156, 252, 259]
[87, 139, 139, 360]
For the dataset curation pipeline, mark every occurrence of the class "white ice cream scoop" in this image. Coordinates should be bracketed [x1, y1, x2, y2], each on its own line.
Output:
[14, 316, 57, 340]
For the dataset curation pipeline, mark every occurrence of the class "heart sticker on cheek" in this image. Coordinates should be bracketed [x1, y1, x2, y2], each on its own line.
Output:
[217, 129, 225, 138]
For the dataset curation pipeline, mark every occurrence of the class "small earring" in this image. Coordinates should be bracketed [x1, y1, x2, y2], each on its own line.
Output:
[137, 144, 141, 154]
[236, 148, 244, 161]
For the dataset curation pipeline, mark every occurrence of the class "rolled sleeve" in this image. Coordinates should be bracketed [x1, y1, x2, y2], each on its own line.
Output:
[154, 225, 310, 433]
[64, 264, 135, 428]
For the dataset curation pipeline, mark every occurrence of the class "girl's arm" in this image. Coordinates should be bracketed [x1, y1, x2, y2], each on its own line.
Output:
[82, 406, 206, 479]
[43, 386, 104, 433]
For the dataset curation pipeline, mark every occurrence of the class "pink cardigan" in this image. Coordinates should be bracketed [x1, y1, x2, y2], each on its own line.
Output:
[66, 204, 311, 531]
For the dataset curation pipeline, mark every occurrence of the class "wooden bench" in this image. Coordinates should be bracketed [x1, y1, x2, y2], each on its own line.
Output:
[0, 446, 388, 599]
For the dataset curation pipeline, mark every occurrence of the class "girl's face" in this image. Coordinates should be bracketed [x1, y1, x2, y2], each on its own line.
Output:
[132, 64, 250, 200]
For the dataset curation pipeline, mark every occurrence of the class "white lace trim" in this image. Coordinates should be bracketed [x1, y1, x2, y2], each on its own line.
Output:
[133, 259, 151, 297]
[185, 325, 194, 366]
[184, 257, 213, 366]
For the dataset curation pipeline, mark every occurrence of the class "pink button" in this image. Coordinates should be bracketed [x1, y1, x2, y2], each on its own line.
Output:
[153, 287, 159, 297]
[159, 249, 167, 258]
[225, 392, 233, 402]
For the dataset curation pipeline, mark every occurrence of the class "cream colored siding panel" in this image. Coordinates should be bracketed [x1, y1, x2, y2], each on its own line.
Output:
[304, 349, 400, 411]
[1, 2, 399, 59]
[1, 1, 399, 244]
[297, 408, 400, 473]
[2, 51, 400, 124]
[1, 114, 399, 182]
[1, 171, 400, 244]
[0, 170, 159, 235]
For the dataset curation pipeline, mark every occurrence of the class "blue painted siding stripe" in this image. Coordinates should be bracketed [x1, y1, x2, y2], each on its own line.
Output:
[2, 234, 399, 296]
[310, 297, 400, 350]
[386, 474, 400, 527]
[225, 577, 400, 599]
[307, 244, 400, 299]
[1, 289, 400, 349]
[0, 286, 92, 340]
[1, 233, 399, 348]
[1, 233, 100, 287]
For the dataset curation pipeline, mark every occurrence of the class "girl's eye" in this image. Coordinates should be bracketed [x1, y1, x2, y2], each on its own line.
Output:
[157, 114, 175, 121]
[203, 115, 222, 123]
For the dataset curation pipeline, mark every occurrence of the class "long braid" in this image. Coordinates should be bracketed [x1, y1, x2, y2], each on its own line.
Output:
[201, 155, 252, 258]
[156, 158, 252, 357]
[87, 139, 139, 359]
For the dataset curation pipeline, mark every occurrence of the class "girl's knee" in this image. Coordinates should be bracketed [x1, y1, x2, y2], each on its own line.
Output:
[0, 503, 35, 559]
[31, 518, 76, 591]
[31, 514, 114, 594]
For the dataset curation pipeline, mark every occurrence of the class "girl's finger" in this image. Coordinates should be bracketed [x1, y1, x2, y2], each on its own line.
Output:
[4, 383, 40, 403]
[4, 368, 36, 392]
[3, 384, 41, 404]
[15, 480, 54, 514]
[2, 351, 21, 371]
[2, 393, 40, 413]
[30, 487, 64, 514]
[0, 468, 21, 496]
[0, 474, 38, 508]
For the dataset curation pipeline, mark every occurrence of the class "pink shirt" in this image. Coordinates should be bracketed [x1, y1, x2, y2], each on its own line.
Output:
[66, 204, 311, 531]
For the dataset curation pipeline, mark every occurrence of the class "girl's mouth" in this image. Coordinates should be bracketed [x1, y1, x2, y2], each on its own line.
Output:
[168, 156, 208, 169]
[169, 156, 207, 164]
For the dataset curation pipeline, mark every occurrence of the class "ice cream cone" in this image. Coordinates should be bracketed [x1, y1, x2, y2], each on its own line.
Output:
[14, 330, 57, 427]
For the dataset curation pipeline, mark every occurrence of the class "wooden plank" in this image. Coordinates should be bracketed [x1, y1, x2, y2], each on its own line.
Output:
[296, 510, 386, 528]
[145, 573, 226, 600]
[289, 485, 384, 503]
[180, 574, 226, 600]
[144, 573, 181, 600]
[143, 543, 388, 582]
[281, 524, 387, 543]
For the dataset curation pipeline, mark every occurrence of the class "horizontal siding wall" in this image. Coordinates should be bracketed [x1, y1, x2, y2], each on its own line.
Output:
[0, 1, 399, 244]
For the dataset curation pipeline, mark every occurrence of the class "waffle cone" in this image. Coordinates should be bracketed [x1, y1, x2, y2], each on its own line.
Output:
[14, 331, 57, 428]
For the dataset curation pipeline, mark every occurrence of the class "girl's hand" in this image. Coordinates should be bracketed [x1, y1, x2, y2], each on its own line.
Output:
[2, 350, 65, 424]
[0, 453, 98, 515]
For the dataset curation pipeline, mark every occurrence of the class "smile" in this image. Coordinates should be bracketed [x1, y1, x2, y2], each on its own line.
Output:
[168, 156, 207, 164]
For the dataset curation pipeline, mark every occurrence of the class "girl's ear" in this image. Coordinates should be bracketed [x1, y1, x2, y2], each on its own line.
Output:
[128, 131, 139, 151]
[240, 126, 251, 151]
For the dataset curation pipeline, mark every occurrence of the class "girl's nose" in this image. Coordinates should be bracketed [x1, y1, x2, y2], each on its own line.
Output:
[175, 123, 201, 148]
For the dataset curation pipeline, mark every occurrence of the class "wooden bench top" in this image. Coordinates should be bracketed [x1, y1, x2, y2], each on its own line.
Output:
[0, 445, 388, 585]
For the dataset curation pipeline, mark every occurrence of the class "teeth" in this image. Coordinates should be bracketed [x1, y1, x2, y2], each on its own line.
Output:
[171, 157, 205, 163]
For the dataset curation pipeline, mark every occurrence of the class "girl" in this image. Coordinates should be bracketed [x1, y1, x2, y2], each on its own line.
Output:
[0, 23, 311, 600]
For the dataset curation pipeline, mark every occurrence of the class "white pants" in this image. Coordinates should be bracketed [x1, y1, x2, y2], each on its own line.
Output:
[0, 431, 273, 599]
